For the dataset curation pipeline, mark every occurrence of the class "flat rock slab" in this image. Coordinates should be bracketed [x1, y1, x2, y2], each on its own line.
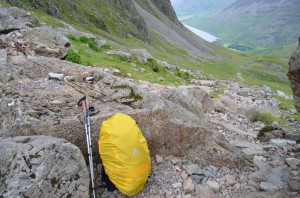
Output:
[230, 140, 264, 155]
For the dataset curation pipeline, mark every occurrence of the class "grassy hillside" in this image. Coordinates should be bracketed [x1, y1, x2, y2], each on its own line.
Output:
[181, 0, 300, 49]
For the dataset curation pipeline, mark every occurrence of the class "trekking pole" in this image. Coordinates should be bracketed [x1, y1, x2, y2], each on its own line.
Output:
[78, 94, 96, 198]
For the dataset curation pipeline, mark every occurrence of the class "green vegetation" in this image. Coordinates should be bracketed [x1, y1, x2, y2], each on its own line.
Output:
[251, 113, 285, 125]
[147, 58, 160, 72]
[66, 49, 81, 64]
[50, 177, 59, 188]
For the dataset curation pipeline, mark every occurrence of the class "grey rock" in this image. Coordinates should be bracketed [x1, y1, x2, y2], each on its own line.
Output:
[270, 139, 296, 147]
[0, 49, 7, 64]
[230, 140, 264, 155]
[157, 60, 177, 70]
[288, 40, 300, 112]
[0, 136, 89, 198]
[130, 49, 152, 60]
[94, 39, 107, 48]
[107, 50, 131, 62]
[206, 181, 220, 192]
[184, 164, 203, 175]
[259, 182, 277, 192]
[263, 145, 274, 151]
[294, 144, 300, 152]
[195, 185, 213, 198]
[49, 72, 64, 81]
[286, 158, 300, 168]
[162, 86, 213, 117]
[235, 192, 294, 198]
[190, 174, 204, 184]
[55, 28, 96, 39]
[288, 181, 300, 192]
[198, 80, 215, 86]
[0, 7, 38, 33]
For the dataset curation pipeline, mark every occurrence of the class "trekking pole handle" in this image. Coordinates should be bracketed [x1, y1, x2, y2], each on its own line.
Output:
[82, 102, 87, 117]
[86, 94, 90, 109]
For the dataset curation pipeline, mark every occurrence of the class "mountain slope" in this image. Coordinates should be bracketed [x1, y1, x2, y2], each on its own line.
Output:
[183, 0, 300, 48]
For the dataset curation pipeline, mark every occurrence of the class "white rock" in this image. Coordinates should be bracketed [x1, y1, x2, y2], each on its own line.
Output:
[49, 72, 64, 81]
[155, 154, 164, 164]
[172, 182, 182, 188]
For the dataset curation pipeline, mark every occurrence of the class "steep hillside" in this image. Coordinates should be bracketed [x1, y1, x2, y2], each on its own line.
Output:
[183, 0, 300, 48]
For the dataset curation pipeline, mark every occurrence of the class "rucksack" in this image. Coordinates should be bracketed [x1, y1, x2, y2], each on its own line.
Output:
[98, 113, 151, 196]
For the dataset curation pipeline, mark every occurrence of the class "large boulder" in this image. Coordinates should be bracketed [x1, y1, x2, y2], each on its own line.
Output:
[0, 7, 39, 33]
[1, 26, 69, 58]
[0, 136, 89, 198]
[288, 39, 300, 112]
[0, 54, 251, 168]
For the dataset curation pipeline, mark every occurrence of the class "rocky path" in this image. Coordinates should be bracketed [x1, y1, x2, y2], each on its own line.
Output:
[98, 81, 300, 198]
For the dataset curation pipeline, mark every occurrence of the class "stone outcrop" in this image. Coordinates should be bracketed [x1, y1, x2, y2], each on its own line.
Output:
[0, 136, 89, 198]
[0, 52, 250, 168]
[0, 26, 69, 58]
[0, 7, 39, 33]
[288, 39, 300, 112]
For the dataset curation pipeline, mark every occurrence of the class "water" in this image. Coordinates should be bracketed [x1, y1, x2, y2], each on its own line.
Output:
[184, 24, 219, 42]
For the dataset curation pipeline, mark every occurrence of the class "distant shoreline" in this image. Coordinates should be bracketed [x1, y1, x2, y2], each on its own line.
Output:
[184, 24, 219, 42]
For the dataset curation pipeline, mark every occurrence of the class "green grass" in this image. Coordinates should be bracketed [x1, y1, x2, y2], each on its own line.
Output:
[251, 113, 285, 125]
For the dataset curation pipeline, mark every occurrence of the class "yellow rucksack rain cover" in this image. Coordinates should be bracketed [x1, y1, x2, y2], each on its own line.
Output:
[99, 114, 151, 196]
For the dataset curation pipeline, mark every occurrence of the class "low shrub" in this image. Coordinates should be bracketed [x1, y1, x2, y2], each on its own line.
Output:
[67, 34, 78, 41]
[147, 58, 160, 72]
[66, 49, 81, 64]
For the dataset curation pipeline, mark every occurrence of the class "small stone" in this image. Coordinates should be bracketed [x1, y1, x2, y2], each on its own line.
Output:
[293, 144, 300, 152]
[288, 181, 300, 192]
[225, 175, 236, 186]
[286, 158, 300, 168]
[158, 77, 164, 81]
[259, 182, 277, 192]
[263, 145, 274, 151]
[182, 171, 188, 180]
[86, 77, 94, 82]
[184, 194, 192, 198]
[190, 174, 204, 184]
[183, 178, 195, 194]
[290, 171, 299, 177]
[49, 72, 64, 81]
[172, 182, 182, 188]
[64, 76, 76, 82]
[155, 155, 163, 164]
[270, 160, 284, 167]
[207, 181, 220, 192]
[127, 73, 133, 77]
[248, 172, 263, 183]
[170, 157, 182, 166]
[184, 164, 203, 175]
[195, 185, 213, 198]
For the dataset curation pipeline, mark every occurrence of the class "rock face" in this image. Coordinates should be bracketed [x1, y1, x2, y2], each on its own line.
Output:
[0, 136, 89, 198]
[0, 7, 39, 33]
[1, 26, 69, 58]
[288, 39, 300, 112]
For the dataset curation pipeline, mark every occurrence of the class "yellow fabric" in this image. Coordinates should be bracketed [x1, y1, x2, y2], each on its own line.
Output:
[99, 113, 151, 196]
